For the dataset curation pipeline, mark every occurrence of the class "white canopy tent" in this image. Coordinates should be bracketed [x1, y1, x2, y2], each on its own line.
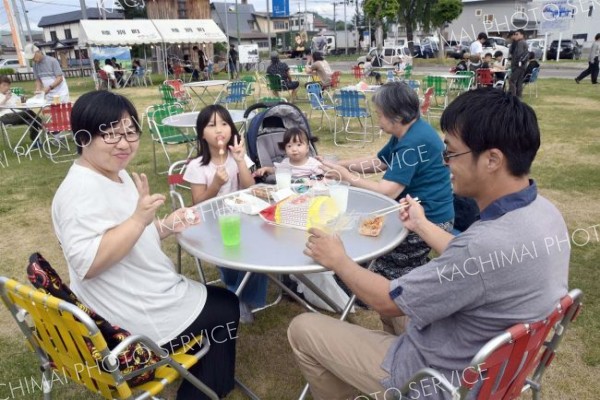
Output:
[78, 19, 227, 76]
[78, 20, 163, 46]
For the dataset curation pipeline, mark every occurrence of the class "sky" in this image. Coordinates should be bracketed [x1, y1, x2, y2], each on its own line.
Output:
[1, 0, 345, 32]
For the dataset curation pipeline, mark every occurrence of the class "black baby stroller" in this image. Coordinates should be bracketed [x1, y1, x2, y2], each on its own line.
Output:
[243, 102, 318, 183]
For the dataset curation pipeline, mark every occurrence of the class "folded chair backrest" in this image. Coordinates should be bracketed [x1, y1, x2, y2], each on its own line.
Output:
[306, 83, 327, 109]
[423, 76, 447, 97]
[335, 90, 368, 118]
[404, 64, 413, 79]
[225, 81, 248, 102]
[330, 71, 341, 89]
[44, 103, 73, 132]
[265, 74, 284, 92]
[420, 87, 434, 115]
[351, 65, 364, 80]
[147, 103, 186, 141]
[460, 289, 580, 400]
[476, 68, 494, 86]
[0, 276, 135, 399]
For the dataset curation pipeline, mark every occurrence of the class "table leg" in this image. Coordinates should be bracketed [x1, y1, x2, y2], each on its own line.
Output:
[266, 274, 319, 313]
[297, 259, 376, 400]
[234, 271, 253, 297]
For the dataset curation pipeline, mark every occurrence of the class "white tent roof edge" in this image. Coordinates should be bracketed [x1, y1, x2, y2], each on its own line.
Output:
[78, 19, 227, 46]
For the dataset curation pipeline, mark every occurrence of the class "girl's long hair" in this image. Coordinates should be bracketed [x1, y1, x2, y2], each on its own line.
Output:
[195, 104, 240, 166]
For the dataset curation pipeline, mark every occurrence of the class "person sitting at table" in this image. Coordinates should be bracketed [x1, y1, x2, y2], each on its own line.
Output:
[110, 57, 124, 86]
[305, 51, 333, 89]
[451, 51, 470, 73]
[252, 127, 322, 179]
[480, 52, 493, 69]
[183, 54, 200, 81]
[93, 59, 100, 72]
[0, 76, 44, 148]
[321, 82, 454, 328]
[363, 56, 382, 85]
[183, 104, 267, 324]
[266, 51, 300, 101]
[52, 91, 239, 400]
[491, 50, 508, 81]
[102, 59, 119, 89]
[289, 87, 569, 400]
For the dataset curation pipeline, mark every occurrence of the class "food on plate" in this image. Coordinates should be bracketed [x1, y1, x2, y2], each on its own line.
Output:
[359, 216, 384, 237]
[184, 209, 196, 223]
[251, 186, 276, 202]
[259, 195, 339, 230]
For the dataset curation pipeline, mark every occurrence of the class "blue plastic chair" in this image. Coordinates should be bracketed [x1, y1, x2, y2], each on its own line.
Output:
[306, 83, 334, 132]
[333, 90, 375, 146]
[216, 81, 249, 109]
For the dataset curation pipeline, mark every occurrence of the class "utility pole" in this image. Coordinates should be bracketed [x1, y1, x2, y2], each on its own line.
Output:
[266, 0, 272, 53]
[235, 0, 241, 47]
[80, 0, 87, 19]
[344, 0, 348, 55]
[18, 0, 33, 42]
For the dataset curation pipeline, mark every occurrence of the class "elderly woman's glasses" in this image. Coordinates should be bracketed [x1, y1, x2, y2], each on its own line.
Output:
[101, 131, 141, 144]
[442, 146, 472, 163]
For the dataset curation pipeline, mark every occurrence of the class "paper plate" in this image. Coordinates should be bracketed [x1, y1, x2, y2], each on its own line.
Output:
[224, 192, 270, 215]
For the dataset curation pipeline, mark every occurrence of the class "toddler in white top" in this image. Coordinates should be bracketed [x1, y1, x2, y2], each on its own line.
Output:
[253, 127, 323, 180]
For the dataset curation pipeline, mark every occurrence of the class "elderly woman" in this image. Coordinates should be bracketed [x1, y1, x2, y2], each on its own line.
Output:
[51, 91, 239, 400]
[322, 82, 454, 331]
[306, 51, 333, 88]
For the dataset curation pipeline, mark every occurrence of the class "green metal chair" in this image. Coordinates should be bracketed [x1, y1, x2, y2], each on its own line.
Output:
[423, 75, 449, 108]
[454, 71, 475, 93]
[265, 73, 291, 101]
[146, 103, 196, 174]
[241, 75, 256, 98]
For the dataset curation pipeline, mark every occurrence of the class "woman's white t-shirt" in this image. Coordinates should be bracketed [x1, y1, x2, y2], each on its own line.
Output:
[52, 163, 206, 345]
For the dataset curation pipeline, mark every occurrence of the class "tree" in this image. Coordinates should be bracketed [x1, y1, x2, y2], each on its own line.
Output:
[431, 0, 463, 58]
[431, 0, 462, 27]
[363, 0, 398, 48]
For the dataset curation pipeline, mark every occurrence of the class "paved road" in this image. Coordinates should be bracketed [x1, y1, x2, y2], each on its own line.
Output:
[288, 59, 586, 80]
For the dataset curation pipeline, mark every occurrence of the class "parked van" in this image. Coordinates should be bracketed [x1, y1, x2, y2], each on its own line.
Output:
[357, 46, 412, 67]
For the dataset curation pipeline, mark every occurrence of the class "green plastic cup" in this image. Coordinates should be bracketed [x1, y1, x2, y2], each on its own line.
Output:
[217, 208, 241, 246]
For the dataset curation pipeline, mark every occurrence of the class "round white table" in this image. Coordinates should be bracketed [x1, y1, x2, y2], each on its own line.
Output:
[178, 187, 408, 311]
[162, 110, 250, 129]
[0, 102, 49, 156]
[184, 80, 229, 107]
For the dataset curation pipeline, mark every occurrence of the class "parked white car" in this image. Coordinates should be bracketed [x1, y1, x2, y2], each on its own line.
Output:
[0, 58, 27, 72]
[357, 46, 412, 67]
[483, 37, 510, 59]
[527, 39, 546, 60]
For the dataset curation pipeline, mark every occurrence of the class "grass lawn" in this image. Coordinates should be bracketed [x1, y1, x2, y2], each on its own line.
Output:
[0, 71, 598, 399]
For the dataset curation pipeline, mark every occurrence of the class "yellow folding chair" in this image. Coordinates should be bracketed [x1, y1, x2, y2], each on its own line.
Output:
[0, 276, 219, 400]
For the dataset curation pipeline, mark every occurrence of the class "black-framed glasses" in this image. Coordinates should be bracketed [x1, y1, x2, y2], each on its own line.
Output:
[442, 147, 472, 163]
[101, 131, 141, 144]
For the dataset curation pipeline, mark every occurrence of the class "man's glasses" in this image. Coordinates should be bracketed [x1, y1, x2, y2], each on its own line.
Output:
[101, 131, 141, 145]
[442, 146, 472, 163]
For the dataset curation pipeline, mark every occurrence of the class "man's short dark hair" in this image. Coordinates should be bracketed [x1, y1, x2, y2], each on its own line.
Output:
[372, 81, 420, 125]
[477, 32, 488, 41]
[71, 91, 140, 154]
[440, 88, 540, 177]
[595, 33, 600, 41]
[493, 50, 503, 58]
[515, 29, 525, 35]
[0, 76, 11, 85]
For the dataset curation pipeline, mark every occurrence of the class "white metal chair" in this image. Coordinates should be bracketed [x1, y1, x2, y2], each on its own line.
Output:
[306, 83, 335, 132]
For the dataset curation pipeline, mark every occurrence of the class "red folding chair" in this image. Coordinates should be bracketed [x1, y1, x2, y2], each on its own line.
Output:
[351, 65, 365, 81]
[399, 289, 583, 400]
[329, 71, 341, 90]
[42, 102, 76, 163]
[420, 87, 434, 122]
[476, 68, 494, 87]
[164, 79, 193, 109]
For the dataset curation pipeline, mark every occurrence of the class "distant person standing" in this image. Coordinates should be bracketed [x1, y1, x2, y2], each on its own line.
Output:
[23, 43, 69, 103]
[193, 45, 208, 76]
[311, 30, 328, 55]
[509, 29, 530, 97]
[228, 44, 238, 79]
[575, 33, 600, 84]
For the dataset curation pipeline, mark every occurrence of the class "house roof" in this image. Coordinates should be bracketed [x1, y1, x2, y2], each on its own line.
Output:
[38, 8, 124, 28]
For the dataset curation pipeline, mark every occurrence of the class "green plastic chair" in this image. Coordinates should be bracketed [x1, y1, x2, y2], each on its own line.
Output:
[241, 75, 256, 97]
[146, 103, 196, 174]
[455, 71, 475, 92]
[159, 84, 177, 104]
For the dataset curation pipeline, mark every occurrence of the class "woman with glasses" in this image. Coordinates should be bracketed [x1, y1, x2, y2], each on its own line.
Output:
[321, 81, 454, 332]
[51, 91, 239, 400]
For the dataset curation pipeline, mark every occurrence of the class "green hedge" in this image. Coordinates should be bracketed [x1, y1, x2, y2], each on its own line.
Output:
[0, 67, 15, 75]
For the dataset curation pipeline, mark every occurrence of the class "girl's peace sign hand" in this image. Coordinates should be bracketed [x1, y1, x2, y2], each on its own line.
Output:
[229, 135, 246, 163]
